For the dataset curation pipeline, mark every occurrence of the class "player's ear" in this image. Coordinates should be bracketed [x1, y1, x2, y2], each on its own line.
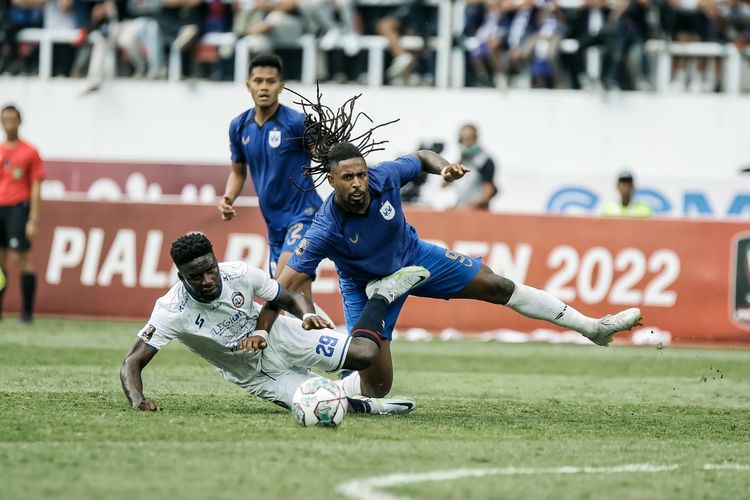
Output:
[327, 173, 335, 187]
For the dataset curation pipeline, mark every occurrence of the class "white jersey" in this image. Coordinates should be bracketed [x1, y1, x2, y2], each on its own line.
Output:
[137, 261, 280, 386]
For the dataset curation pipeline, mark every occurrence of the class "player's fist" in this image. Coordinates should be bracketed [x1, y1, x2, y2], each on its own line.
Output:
[441, 163, 471, 182]
[218, 196, 236, 221]
[302, 315, 334, 330]
[239, 334, 268, 353]
[133, 399, 161, 411]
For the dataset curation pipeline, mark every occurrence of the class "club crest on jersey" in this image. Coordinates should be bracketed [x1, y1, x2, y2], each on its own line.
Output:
[269, 129, 281, 148]
[139, 324, 156, 342]
[380, 201, 396, 221]
[232, 292, 245, 309]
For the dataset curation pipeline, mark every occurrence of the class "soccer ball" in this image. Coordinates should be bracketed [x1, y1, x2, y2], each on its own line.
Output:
[292, 377, 347, 428]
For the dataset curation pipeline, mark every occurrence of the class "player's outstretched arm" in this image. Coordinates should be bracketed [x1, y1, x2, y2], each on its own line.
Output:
[120, 340, 161, 411]
[415, 150, 470, 182]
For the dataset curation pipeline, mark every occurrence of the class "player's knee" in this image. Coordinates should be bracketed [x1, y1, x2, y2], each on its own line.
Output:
[344, 338, 379, 370]
[486, 273, 515, 305]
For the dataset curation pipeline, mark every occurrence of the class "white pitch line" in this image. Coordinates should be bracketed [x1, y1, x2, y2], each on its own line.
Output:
[336, 464, 680, 500]
[703, 463, 750, 471]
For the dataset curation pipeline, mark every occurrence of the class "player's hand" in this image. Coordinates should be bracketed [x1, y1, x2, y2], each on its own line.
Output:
[133, 399, 161, 411]
[25, 220, 38, 240]
[302, 315, 334, 330]
[441, 163, 471, 182]
[239, 334, 268, 353]
[218, 196, 236, 221]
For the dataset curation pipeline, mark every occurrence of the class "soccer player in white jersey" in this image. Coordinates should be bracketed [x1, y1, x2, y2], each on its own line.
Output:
[120, 233, 424, 414]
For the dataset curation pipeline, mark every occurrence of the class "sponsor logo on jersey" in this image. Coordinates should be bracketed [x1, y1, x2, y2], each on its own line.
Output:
[232, 292, 245, 309]
[209, 310, 253, 339]
[195, 314, 204, 328]
[380, 201, 396, 221]
[295, 238, 308, 256]
[269, 129, 281, 148]
[139, 324, 156, 342]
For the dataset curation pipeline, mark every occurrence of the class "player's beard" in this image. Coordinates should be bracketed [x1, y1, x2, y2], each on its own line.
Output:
[347, 190, 366, 210]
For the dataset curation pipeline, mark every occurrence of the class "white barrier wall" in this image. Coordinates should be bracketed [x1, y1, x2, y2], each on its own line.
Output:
[2, 78, 749, 216]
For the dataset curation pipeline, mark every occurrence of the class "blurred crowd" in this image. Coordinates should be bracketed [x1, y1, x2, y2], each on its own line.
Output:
[1, 0, 749, 90]
[463, 0, 750, 91]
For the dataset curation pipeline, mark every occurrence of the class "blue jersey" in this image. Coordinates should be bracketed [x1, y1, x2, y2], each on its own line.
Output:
[288, 154, 423, 282]
[229, 104, 322, 233]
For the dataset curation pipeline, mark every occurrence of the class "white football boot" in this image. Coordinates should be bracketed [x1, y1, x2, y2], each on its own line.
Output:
[350, 397, 417, 415]
[587, 307, 643, 346]
[365, 266, 430, 304]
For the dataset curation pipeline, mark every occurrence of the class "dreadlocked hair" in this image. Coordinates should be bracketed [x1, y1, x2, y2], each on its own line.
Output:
[285, 84, 399, 190]
[170, 233, 214, 266]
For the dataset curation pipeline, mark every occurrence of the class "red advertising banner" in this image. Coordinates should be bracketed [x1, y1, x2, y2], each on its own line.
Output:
[4, 200, 749, 345]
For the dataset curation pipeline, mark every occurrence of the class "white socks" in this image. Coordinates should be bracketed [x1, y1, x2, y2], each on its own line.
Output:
[505, 283, 599, 336]
[338, 371, 363, 398]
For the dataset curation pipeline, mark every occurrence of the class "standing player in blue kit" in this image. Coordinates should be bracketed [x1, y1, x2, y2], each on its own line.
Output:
[218, 54, 322, 303]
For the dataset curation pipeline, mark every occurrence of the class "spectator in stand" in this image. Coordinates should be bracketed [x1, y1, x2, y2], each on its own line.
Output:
[298, 0, 359, 56]
[501, 0, 538, 88]
[116, 0, 163, 79]
[0, 0, 43, 75]
[232, 0, 304, 54]
[664, 0, 719, 91]
[717, 0, 750, 46]
[465, 0, 507, 87]
[0, 105, 43, 323]
[608, 0, 654, 90]
[443, 124, 498, 210]
[564, 0, 617, 89]
[199, 0, 232, 80]
[32, 0, 78, 76]
[79, 0, 126, 92]
[158, 0, 205, 79]
[375, 0, 437, 85]
[601, 170, 653, 217]
[510, 0, 565, 88]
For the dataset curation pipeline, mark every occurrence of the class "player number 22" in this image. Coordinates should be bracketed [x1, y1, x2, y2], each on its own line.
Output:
[315, 335, 338, 358]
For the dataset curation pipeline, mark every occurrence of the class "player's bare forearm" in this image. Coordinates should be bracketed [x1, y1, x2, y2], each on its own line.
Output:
[415, 150, 450, 176]
[416, 150, 471, 182]
[29, 180, 41, 222]
[272, 286, 316, 319]
[256, 302, 282, 333]
[223, 162, 247, 203]
[120, 341, 160, 411]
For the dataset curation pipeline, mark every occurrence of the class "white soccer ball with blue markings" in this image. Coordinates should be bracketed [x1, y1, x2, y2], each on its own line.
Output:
[292, 377, 347, 428]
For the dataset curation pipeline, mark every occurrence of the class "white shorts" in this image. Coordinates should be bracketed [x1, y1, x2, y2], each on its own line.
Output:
[240, 315, 351, 409]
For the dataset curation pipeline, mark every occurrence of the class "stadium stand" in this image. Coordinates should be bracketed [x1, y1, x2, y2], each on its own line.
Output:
[3, 0, 749, 92]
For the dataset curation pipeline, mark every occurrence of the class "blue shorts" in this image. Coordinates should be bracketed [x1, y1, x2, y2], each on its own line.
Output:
[339, 240, 482, 340]
[268, 220, 313, 277]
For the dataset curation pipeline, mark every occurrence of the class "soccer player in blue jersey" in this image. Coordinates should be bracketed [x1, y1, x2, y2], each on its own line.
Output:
[218, 54, 322, 301]
[258, 94, 643, 399]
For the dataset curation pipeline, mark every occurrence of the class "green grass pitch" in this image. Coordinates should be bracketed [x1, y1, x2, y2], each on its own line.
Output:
[1, 318, 749, 499]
